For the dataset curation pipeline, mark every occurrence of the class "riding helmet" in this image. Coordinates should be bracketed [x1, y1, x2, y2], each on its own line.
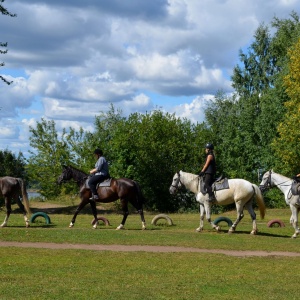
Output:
[204, 143, 214, 150]
[93, 148, 103, 156]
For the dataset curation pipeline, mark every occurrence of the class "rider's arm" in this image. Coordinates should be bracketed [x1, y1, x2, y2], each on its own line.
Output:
[201, 154, 213, 172]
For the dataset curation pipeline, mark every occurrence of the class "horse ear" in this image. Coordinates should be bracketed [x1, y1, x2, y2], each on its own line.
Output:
[270, 169, 273, 172]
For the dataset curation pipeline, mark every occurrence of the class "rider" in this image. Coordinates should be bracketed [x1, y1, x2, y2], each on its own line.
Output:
[199, 143, 217, 202]
[294, 174, 300, 182]
[88, 149, 110, 201]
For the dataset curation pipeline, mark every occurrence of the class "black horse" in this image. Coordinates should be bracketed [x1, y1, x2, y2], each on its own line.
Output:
[0, 176, 31, 227]
[57, 165, 146, 230]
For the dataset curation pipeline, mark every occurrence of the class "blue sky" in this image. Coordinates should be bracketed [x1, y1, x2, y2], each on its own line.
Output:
[0, 0, 299, 157]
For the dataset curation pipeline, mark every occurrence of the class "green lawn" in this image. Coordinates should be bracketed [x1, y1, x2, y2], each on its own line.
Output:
[0, 203, 299, 299]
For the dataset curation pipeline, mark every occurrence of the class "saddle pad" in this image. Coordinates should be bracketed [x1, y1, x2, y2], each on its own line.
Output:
[291, 181, 300, 196]
[97, 178, 112, 188]
[212, 178, 229, 192]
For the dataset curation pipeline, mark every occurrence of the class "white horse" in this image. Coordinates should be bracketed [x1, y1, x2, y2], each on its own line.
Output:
[259, 170, 300, 238]
[169, 171, 265, 234]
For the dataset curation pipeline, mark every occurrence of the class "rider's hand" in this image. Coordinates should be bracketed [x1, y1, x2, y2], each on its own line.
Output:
[199, 171, 204, 176]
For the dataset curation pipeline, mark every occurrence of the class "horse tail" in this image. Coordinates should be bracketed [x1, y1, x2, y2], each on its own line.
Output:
[133, 181, 145, 206]
[252, 184, 265, 219]
[17, 178, 31, 214]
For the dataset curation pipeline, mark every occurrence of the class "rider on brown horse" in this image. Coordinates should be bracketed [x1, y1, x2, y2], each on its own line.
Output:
[88, 149, 110, 201]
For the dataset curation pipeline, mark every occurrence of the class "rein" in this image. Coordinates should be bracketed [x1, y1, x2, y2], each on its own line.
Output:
[261, 171, 292, 192]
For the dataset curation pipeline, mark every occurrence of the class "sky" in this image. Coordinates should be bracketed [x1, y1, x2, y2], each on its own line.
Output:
[0, 0, 299, 158]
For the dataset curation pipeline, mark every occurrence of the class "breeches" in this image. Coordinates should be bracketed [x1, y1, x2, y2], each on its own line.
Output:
[204, 173, 214, 196]
[89, 175, 107, 194]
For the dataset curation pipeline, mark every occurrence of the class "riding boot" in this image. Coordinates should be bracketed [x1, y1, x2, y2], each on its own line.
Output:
[208, 193, 216, 202]
[89, 194, 99, 201]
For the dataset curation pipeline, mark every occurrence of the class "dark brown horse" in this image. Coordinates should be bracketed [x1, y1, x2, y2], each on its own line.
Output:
[57, 165, 146, 230]
[0, 176, 31, 227]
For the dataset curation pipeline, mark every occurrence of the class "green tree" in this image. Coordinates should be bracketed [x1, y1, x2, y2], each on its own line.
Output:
[27, 118, 71, 198]
[206, 13, 300, 182]
[272, 37, 300, 175]
[0, 0, 16, 85]
[0, 149, 26, 178]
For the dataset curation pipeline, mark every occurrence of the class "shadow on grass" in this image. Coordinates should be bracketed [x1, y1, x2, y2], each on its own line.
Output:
[214, 228, 290, 238]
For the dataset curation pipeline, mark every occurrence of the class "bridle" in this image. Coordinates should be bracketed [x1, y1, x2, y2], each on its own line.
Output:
[260, 170, 292, 192]
[171, 172, 182, 191]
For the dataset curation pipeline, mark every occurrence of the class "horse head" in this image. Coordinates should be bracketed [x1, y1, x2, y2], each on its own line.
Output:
[169, 171, 182, 195]
[259, 170, 273, 192]
[57, 165, 72, 184]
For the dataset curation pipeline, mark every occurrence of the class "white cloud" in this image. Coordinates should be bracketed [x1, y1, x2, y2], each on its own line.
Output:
[1, 0, 298, 156]
[172, 95, 214, 123]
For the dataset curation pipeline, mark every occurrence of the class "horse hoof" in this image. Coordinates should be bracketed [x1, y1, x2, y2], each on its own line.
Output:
[250, 230, 257, 235]
[215, 226, 221, 232]
[69, 223, 74, 228]
[195, 227, 203, 232]
[292, 234, 297, 239]
[26, 223, 30, 228]
[116, 224, 124, 230]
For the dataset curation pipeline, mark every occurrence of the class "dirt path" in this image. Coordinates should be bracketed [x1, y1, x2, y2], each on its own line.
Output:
[1, 241, 300, 257]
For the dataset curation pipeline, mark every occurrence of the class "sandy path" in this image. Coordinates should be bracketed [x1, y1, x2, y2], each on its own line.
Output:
[1, 241, 300, 257]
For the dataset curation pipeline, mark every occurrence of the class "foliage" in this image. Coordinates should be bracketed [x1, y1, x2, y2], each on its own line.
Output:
[0, 0, 16, 85]
[0, 149, 26, 178]
[205, 12, 300, 182]
[272, 38, 300, 175]
[26, 118, 73, 199]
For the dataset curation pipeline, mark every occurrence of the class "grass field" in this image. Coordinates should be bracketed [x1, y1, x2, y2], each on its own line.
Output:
[0, 201, 300, 299]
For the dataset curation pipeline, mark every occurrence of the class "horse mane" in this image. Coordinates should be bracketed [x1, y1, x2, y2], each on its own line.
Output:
[68, 165, 88, 176]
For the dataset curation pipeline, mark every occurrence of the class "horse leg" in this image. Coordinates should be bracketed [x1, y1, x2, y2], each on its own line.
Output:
[290, 205, 300, 238]
[116, 200, 129, 230]
[196, 203, 205, 232]
[69, 198, 89, 228]
[90, 200, 99, 229]
[1, 197, 11, 228]
[138, 209, 146, 230]
[245, 200, 257, 235]
[229, 203, 244, 233]
[204, 202, 220, 231]
[16, 196, 30, 228]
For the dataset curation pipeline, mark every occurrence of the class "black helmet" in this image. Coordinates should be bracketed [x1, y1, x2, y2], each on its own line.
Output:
[204, 143, 214, 150]
[93, 149, 103, 156]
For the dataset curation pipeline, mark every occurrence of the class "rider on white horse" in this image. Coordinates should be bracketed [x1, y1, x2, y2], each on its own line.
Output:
[199, 143, 216, 202]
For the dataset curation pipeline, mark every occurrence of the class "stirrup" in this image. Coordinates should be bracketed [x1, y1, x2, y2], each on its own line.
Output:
[89, 195, 99, 201]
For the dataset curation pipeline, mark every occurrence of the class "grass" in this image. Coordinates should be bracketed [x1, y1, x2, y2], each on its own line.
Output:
[0, 248, 299, 299]
[1, 201, 300, 299]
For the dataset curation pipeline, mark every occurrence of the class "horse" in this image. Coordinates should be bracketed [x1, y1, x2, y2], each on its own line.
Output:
[259, 170, 300, 238]
[57, 165, 146, 230]
[169, 171, 265, 234]
[0, 176, 31, 227]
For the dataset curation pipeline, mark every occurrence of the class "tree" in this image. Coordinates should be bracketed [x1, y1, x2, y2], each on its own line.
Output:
[206, 13, 300, 182]
[0, 0, 16, 85]
[272, 38, 300, 176]
[0, 149, 26, 178]
[27, 118, 72, 198]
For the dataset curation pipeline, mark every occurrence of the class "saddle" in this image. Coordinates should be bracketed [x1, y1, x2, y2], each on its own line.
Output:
[85, 177, 112, 189]
[291, 180, 300, 196]
[199, 175, 229, 195]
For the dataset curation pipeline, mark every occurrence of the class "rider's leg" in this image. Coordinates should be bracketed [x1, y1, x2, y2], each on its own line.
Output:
[205, 174, 215, 201]
[88, 175, 102, 200]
